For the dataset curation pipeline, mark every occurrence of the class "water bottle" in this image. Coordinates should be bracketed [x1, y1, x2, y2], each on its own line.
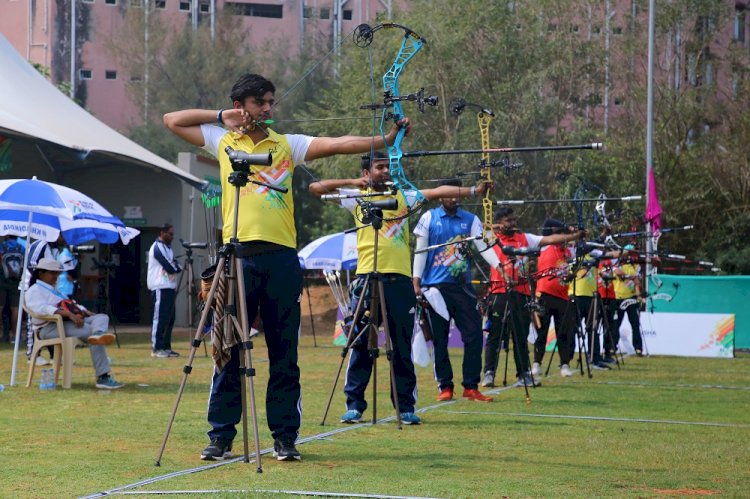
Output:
[40, 368, 50, 390]
[48, 369, 56, 390]
[0, 384, 5, 392]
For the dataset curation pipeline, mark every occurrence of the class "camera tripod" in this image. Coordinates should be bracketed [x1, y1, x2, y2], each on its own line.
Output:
[155, 152, 276, 470]
[320, 198, 404, 428]
[488, 288, 538, 403]
[93, 258, 121, 348]
[586, 288, 624, 369]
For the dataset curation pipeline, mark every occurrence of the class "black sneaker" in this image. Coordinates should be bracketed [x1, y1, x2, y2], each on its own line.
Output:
[200, 438, 233, 461]
[592, 361, 611, 370]
[167, 349, 181, 358]
[273, 437, 301, 461]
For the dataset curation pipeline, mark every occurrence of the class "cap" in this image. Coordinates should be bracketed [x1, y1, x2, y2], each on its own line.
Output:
[542, 218, 567, 236]
[36, 257, 64, 272]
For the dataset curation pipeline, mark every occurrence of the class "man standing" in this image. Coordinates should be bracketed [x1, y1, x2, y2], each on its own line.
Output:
[309, 153, 484, 424]
[147, 223, 181, 359]
[411, 181, 497, 402]
[483, 208, 584, 387]
[164, 73, 410, 461]
[613, 245, 644, 355]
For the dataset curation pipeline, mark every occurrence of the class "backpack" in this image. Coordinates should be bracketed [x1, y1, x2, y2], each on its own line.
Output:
[1, 241, 24, 281]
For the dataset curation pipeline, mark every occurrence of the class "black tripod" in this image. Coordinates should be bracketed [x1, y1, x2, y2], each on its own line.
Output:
[155, 151, 277, 470]
[320, 198, 403, 428]
[92, 258, 121, 348]
[587, 285, 624, 369]
[175, 241, 204, 328]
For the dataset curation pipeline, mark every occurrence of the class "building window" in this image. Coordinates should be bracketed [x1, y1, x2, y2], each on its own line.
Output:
[343, 9, 352, 20]
[79, 69, 92, 80]
[612, 26, 623, 35]
[130, 74, 143, 82]
[614, 96, 624, 106]
[199, 1, 209, 13]
[303, 6, 312, 18]
[82, 0, 95, 3]
[735, 9, 746, 43]
[179, 0, 190, 11]
[320, 7, 330, 19]
[130, 0, 142, 6]
[154, 0, 165, 8]
[104, 0, 116, 5]
[226, 2, 282, 18]
[569, 24, 579, 33]
[105, 70, 117, 80]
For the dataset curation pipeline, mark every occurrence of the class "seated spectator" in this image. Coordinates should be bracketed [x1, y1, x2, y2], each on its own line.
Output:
[25, 258, 124, 390]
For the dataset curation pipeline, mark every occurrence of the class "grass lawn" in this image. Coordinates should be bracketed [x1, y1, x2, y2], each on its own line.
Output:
[0, 330, 748, 498]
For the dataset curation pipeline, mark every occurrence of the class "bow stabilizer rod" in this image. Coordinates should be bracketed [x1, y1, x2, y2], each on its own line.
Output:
[403, 143, 603, 158]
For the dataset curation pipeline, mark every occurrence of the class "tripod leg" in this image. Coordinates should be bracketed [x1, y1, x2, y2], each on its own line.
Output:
[155, 255, 226, 466]
[377, 279, 402, 429]
[233, 255, 263, 472]
[320, 276, 371, 425]
[368, 278, 381, 425]
[304, 278, 318, 348]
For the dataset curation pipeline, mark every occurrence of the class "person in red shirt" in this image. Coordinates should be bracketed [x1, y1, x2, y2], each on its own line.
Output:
[597, 256, 619, 363]
[482, 209, 585, 387]
[532, 219, 578, 378]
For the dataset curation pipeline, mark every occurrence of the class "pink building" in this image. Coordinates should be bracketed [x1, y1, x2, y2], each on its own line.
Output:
[0, 0, 396, 132]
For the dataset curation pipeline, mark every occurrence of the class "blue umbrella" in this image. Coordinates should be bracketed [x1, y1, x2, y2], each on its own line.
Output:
[298, 231, 358, 271]
[0, 177, 139, 385]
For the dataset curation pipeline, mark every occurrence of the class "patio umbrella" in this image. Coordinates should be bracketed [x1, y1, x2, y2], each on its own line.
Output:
[298, 231, 358, 271]
[0, 210, 140, 245]
[0, 177, 137, 385]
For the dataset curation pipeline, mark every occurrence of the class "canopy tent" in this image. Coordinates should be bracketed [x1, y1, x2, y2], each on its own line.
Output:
[0, 33, 205, 189]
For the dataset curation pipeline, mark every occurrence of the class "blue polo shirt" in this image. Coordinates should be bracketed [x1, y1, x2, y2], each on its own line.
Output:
[413, 206, 482, 286]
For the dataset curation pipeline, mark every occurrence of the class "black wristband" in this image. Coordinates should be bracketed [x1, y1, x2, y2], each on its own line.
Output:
[216, 109, 224, 124]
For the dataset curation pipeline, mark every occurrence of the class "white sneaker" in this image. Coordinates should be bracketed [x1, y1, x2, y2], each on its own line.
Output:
[560, 364, 574, 377]
[27, 356, 51, 366]
[531, 362, 541, 376]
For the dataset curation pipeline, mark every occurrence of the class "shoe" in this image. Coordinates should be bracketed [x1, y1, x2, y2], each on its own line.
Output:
[517, 373, 541, 387]
[531, 362, 541, 376]
[437, 387, 454, 401]
[400, 412, 422, 425]
[340, 409, 363, 424]
[462, 388, 493, 402]
[481, 371, 495, 387]
[87, 332, 116, 346]
[635, 349, 644, 357]
[167, 349, 180, 358]
[28, 356, 51, 366]
[95, 374, 124, 390]
[151, 350, 170, 358]
[273, 437, 301, 461]
[200, 438, 233, 461]
[560, 364, 574, 377]
[592, 361, 611, 370]
[602, 356, 616, 364]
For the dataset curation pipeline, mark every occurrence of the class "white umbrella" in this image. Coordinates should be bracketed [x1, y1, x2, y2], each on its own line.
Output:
[0, 177, 137, 385]
[298, 231, 358, 271]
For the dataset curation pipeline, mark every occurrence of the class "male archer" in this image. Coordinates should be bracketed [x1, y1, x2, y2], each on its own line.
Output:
[309, 152, 485, 424]
[164, 73, 410, 462]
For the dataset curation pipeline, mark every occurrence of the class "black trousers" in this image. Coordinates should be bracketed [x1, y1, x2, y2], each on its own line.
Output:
[425, 284, 483, 391]
[533, 293, 576, 365]
[484, 292, 531, 378]
[207, 246, 303, 442]
[615, 300, 643, 351]
[151, 288, 176, 351]
[344, 274, 417, 415]
[599, 297, 619, 356]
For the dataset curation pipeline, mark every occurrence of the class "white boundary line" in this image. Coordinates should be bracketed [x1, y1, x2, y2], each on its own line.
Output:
[80, 386, 516, 498]
[568, 380, 750, 391]
[109, 489, 444, 498]
[435, 410, 750, 428]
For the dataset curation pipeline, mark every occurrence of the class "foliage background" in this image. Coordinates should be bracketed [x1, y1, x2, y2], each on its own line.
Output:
[108, 0, 750, 273]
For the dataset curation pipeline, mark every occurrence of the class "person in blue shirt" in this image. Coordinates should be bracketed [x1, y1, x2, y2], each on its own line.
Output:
[412, 180, 500, 402]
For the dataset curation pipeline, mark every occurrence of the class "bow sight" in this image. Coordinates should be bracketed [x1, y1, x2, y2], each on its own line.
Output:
[360, 88, 438, 114]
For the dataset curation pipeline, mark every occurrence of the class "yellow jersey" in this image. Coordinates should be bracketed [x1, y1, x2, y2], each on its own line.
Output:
[613, 262, 640, 299]
[201, 125, 312, 247]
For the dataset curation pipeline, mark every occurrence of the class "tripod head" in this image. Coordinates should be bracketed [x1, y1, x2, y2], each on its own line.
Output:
[356, 197, 398, 230]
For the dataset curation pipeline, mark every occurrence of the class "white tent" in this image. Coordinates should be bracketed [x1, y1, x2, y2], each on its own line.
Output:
[0, 33, 205, 189]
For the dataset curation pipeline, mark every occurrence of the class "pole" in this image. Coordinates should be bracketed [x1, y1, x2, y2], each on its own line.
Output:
[70, 0, 75, 98]
[10, 212, 34, 386]
[645, 0, 656, 298]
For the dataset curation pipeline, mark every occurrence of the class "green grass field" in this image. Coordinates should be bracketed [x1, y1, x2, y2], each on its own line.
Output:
[1, 330, 748, 498]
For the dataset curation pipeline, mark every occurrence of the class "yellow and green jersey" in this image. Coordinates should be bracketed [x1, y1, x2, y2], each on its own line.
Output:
[613, 262, 640, 299]
[201, 125, 312, 247]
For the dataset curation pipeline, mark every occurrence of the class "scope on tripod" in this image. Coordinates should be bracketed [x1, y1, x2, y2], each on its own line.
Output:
[368, 198, 398, 211]
[71, 245, 96, 254]
[180, 239, 208, 250]
[225, 147, 273, 171]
